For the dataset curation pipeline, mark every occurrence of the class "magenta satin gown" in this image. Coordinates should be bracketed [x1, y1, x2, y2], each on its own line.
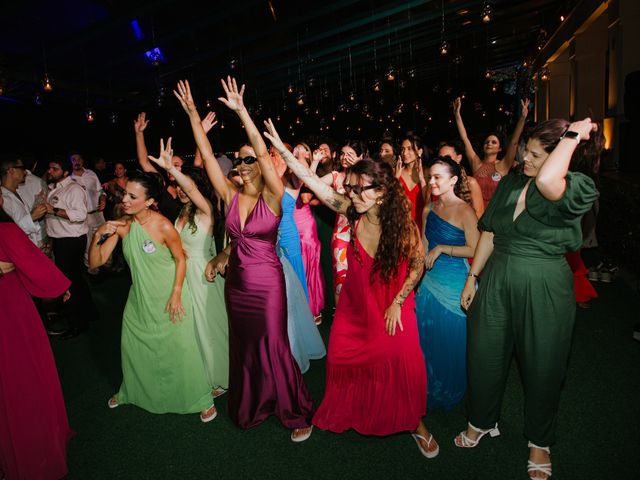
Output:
[0, 223, 73, 480]
[224, 192, 313, 429]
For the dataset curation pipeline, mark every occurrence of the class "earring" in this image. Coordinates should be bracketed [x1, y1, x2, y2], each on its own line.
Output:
[376, 199, 383, 205]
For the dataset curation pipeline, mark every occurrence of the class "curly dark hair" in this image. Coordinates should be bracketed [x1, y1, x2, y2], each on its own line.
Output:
[179, 166, 217, 235]
[346, 159, 419, 283]
[523, 119, 604, 180]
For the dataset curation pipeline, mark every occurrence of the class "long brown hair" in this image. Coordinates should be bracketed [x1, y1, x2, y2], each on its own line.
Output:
[346, 159, 419, 282]
[437, 140, 473, 206]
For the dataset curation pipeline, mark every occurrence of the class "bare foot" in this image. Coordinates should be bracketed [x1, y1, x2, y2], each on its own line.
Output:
[414, 422, 439, 456]
[291, 425, 313, 442]
[200, 404, 217, 423]
[528, 445, 552, 479]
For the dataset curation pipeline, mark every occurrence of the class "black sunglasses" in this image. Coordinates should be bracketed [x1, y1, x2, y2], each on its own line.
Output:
[232, 156, 258, 167]
[343, 183, 379, 195]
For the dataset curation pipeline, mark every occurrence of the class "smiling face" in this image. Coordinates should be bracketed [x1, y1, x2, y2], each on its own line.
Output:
[482, 135, 502, 156]
[238, 145, 261, 183]
[122, 180, 154, 215]
[400, 139, 422, 166]
[428, 162, 458, 197]
[522, 138, 550, 177]
[318, 143, 332, 164]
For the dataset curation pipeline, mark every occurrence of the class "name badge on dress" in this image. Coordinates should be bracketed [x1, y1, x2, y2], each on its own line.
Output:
[491, 172, 502, 182]
[142, 239, 156, 254]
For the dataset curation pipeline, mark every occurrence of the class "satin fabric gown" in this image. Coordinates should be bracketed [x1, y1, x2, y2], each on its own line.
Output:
[277, 192, 326, 373]
[0, 223, 73, 480]
[178, 214, 229, 390]
[313, 235, 427, 435]
[330, 172, 350, 300]
[225, 192, 313, 429]
[116, 222, 212, 414]
[415, 211, 469, 411]
[294, 197, 326, 317]
[400, 176, 425, 232]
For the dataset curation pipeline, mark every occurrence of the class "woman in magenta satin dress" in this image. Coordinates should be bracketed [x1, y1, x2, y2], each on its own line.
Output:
[175, 77, 313, 442]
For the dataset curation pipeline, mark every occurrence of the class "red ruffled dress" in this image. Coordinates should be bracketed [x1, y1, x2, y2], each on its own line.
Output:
[313, 235, 427, 435]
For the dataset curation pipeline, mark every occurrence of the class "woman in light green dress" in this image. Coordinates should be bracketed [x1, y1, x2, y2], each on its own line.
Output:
[89, 170, 215, 421]
[149, 139, 229, 397]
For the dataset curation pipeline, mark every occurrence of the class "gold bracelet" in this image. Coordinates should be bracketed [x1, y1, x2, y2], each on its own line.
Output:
[393, 297, 404, 306]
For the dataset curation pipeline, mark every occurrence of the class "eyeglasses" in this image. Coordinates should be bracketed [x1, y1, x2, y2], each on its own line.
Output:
[343, 183, 379, 196]
[232, 156, 258, 167]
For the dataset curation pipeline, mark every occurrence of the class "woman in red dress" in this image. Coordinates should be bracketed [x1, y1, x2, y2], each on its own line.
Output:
[0, 195, 73, 480]
[264, 120, 439, 459]
[396, 133, 428, 231]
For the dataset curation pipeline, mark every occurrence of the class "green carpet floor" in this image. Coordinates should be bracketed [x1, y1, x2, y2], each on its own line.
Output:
[51, 272, 640, 479]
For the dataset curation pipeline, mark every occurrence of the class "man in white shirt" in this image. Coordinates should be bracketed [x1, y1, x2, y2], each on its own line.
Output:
[45, 157, 96, 339]
[0, 157, 48, 247]
[69, 152, 106, 273]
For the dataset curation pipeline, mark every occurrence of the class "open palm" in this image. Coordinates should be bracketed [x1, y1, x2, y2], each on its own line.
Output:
[173, 80, 197, 114]
[148, 138, 174, 171]
[218, 76, 245, 112]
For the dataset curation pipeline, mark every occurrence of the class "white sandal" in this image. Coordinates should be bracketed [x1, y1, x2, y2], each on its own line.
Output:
[107, 395, 119, 409]
[454, 422, 500, 448]
[527, 442, 552, 479]
[411, 433, 440, 458]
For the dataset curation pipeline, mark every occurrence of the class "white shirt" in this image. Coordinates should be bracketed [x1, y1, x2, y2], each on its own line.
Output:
[17, 170, 47, 211]
[46, 176, 88, 238]
[71, 168, 104, 212]
[1, 186, 45, 246]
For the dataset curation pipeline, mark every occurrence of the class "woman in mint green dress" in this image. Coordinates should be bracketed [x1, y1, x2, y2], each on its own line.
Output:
[89, 170, 215, 422]
[456, 118, 602, 480]
[149, 141, 230, 397]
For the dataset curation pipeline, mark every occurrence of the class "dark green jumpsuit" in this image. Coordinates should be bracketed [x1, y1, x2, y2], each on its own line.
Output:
[467, 171, 598, 446]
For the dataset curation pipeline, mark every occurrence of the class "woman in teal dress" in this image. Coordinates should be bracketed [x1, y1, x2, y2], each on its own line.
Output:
[415, 157, 479, 411]
[457, 118, 602, 480]
[89, 171, 215, 421]
[149, 141, 229, 399]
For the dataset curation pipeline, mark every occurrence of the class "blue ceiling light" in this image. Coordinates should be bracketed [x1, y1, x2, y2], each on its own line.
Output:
[145, 47, 165, 66]
[130, 20, 143, 40]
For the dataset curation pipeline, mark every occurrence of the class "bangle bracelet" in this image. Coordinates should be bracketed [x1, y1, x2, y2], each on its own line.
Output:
[393, 297, 404, 306]
[468, 273, 479, 279]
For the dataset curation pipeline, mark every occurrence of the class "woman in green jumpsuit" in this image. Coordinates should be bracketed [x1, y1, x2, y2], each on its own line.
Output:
[456, 118, 602, 479]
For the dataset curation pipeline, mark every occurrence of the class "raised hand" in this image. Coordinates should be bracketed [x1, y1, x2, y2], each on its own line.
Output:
[263, 118, 287, 153]
[148, 137, 174, 171]
[453, 97, 462, 116]
[310, 149, 323, 174]
[218, 76, 245, 112]
[173, 80, 198, 115]
[521, 98, 530, 118]
[134, 112, 149, 133]
[568, 117, 598, 140]
[201, 111, 218, 134]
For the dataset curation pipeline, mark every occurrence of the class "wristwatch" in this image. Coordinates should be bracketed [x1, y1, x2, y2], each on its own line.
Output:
[53, 207, 60, 216]
[560, 129, 580, 143]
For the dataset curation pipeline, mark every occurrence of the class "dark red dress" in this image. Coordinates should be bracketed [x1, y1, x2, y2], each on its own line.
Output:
[313, 236, 427, 435]
[0, 223, 73, 480]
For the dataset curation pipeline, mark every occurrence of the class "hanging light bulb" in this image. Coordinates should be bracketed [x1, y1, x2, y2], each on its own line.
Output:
[523, 57, 532, 68]
[372, 78, 381, 92]
[321, 88, 330, 98]
[540, 68, 550, 81]
[440, 39, 450, 55]
[408, 67, 417, 79]
[220, 122, 225, 129]
[34, 93, 43, 106]
[481, 1, 493, 23]
[296, 93, 305, 106]
[307, 77, 317, 88]
[42, 74, 53, 93]
[385, 65, 396, 81]
[491, 83, 498, 92]
[205, 99, 212, 109]
[109, 111, 118, 124]
[348, 91, 356, 102]
[169, 118, 176, 128]
[453, 54, 463, 65]
[85, 108, 95, 123]
[287, 83, 295, 94]
[485, 69, 492, 79]
[560, 14, 565, 22]
[228, 57, 238, 70]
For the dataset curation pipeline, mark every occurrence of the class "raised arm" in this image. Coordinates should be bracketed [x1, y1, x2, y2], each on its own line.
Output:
[536, 118, 597, 201]
[453, 97, 482, 173]
[218, 77, 283, 199]
[500, 98, 530, 171]
[174, 80, 235, 205]
[264, 118, 350, 214]
[467, 177, 485, 218]
[134, 113, 156, 173]
[193, 111, 217, 168]
[148, 137, 212, 217]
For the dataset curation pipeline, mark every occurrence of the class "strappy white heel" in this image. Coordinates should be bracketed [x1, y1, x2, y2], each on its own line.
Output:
[454, 422, 500, 448]
[411, 433, 440, 458]
[527, 442, 552, 479]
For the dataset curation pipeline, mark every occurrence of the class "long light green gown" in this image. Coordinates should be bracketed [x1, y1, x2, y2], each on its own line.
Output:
[178, 214, 229, 390]
[116, 221, 211, 414]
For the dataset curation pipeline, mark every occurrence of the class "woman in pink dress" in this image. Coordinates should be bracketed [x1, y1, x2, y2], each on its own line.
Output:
[453, 97, 530, 207]
[265, 120, 438, 459]
[293, 143, 326, 321]
[0, 196, 73, 480]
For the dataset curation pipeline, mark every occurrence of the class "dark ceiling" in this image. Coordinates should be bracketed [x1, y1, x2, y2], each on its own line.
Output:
[0, 0, 578, 157]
